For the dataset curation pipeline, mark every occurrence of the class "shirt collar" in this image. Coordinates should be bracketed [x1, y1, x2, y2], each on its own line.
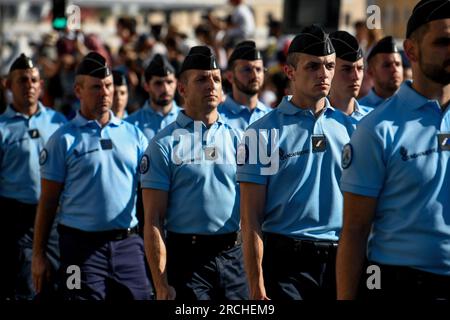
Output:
[143, 100, 180, 116]
[176, 110, 226, 129]
[395, 80, 440, 111]
[352, 99, 364, 115]
[367, 88, 385, 105]
[223, 94, 268, 115]
[72, 110, 121, 128]
[277, 96, 335, 116]
[4, 102, 44, 119]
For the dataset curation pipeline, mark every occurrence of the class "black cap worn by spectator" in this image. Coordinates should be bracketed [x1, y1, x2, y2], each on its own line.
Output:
[76, 51, 111, 78]
[406, 0, 450, 38]
[9, 53, 34, 73]
[288, 25, 335, 56]
[112, 70, 127, 86]
[179, 46, 219, 76]
[366, 36, 399, 62]
[330, 31, 363, 62]
[144, 54, 175, 81]
[228, 40, 262, 68]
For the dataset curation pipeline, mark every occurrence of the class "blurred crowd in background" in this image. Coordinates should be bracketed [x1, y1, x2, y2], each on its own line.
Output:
[0, 0, 412, 119]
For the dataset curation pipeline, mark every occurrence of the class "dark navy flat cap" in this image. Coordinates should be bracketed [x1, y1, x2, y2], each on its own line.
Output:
[76, 52, 111, 79]
[288, 25, 335, 56]
[406, 0, 450, 38]
[330, 31, 363, 62]
[112, 70, 127, 86]
[367, 36, 399, 62]
[228, 41, 262, 67]
[9, 53, 35, 73]
[144, 54, 175, 81]
[179, 46, 219, 75]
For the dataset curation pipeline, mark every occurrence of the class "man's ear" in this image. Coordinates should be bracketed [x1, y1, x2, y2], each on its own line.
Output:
[284, 64, 295, 81]
[403, 39, 418, 63]
[74, 83, 82, 100]
[177, 80, 186, 98]
[144, 81, 150, 93]
[5, 78, 11, 90]
[225, 70, 234, 84]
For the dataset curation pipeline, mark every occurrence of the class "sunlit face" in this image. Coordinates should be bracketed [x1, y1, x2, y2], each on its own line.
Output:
[369, 53, 403, 92]
[76, 75, 114, 119]
[286, 53, 336, 102]
[331, 58, 364, 99]
[230, 59, 265, 95]
[417, 19, 450, 85]
[7, 68, 42, 110]
[179, 69, 222, 113]
[145, 74, 177, 107]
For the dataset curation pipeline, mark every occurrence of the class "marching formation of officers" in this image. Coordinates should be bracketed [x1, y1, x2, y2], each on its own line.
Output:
[0, 0, 449, 301]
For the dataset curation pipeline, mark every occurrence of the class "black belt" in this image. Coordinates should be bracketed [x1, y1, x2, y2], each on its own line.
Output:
[166, 231, 238, 251]
[58, 224, 139, 241]
[264, 232, 338, 253]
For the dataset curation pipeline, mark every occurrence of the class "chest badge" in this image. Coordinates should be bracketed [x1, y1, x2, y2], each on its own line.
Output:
[100, 139, 113, 150]
[438, 133, 450, 151]
[28, 129, 40, 139]
[204, 146, 218, 160]
[312, 135, 327, 153]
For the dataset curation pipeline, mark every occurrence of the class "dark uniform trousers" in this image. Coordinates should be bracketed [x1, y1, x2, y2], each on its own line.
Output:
[58, 224, 154, 300]
[262, 232, 338, 300]
[0, 196, 60, 300]
[166, 231, 249, 301]
[358, 262, 450, 300]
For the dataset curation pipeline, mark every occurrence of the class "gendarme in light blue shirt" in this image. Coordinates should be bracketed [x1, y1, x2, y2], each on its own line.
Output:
[0, 103, 67, 204]
[237, 96, 354, 241]
[125, 100, 181, 141]
[358, 88, 386, 108]
[218, 94, 272, 131]
[341, 81, 450, 276]
[140, 111, 242, 234]
[41, 111, 148, 231]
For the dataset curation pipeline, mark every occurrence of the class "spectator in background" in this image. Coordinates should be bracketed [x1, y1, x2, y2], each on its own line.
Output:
[208, 0, 255, 50]
[116, 17, 138, 47]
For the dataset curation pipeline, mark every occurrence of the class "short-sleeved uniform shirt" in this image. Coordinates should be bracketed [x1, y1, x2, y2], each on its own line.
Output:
[125, 100, 181, 141]
[237, 97, 354, 241]
[140, 111, 242, 235]
[341, 81, 450, 275]
[41, 111, 148, 231]
[218, 94, 272, 131]
[0, 103, 67, 204]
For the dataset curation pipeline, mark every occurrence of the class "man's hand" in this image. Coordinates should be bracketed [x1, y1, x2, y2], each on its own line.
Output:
[32, 253, 52, 294]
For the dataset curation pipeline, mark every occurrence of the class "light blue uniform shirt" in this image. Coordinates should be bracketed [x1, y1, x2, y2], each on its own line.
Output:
[237, 97, 354, 240]
[125, 100, 181, 141]
[218, 94, 272, 131]
[41, 111, 148, 231]
[341, 81, 450, 275]
[347, 99, 373, 128]
[358, 88, 386, 108]
[0, 103, 67, 204]
[140, 111, 242, 235]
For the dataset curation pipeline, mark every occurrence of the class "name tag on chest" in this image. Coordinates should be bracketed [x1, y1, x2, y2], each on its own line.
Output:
[100, 139, 113, 150]
[438, 134, 450, 151]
